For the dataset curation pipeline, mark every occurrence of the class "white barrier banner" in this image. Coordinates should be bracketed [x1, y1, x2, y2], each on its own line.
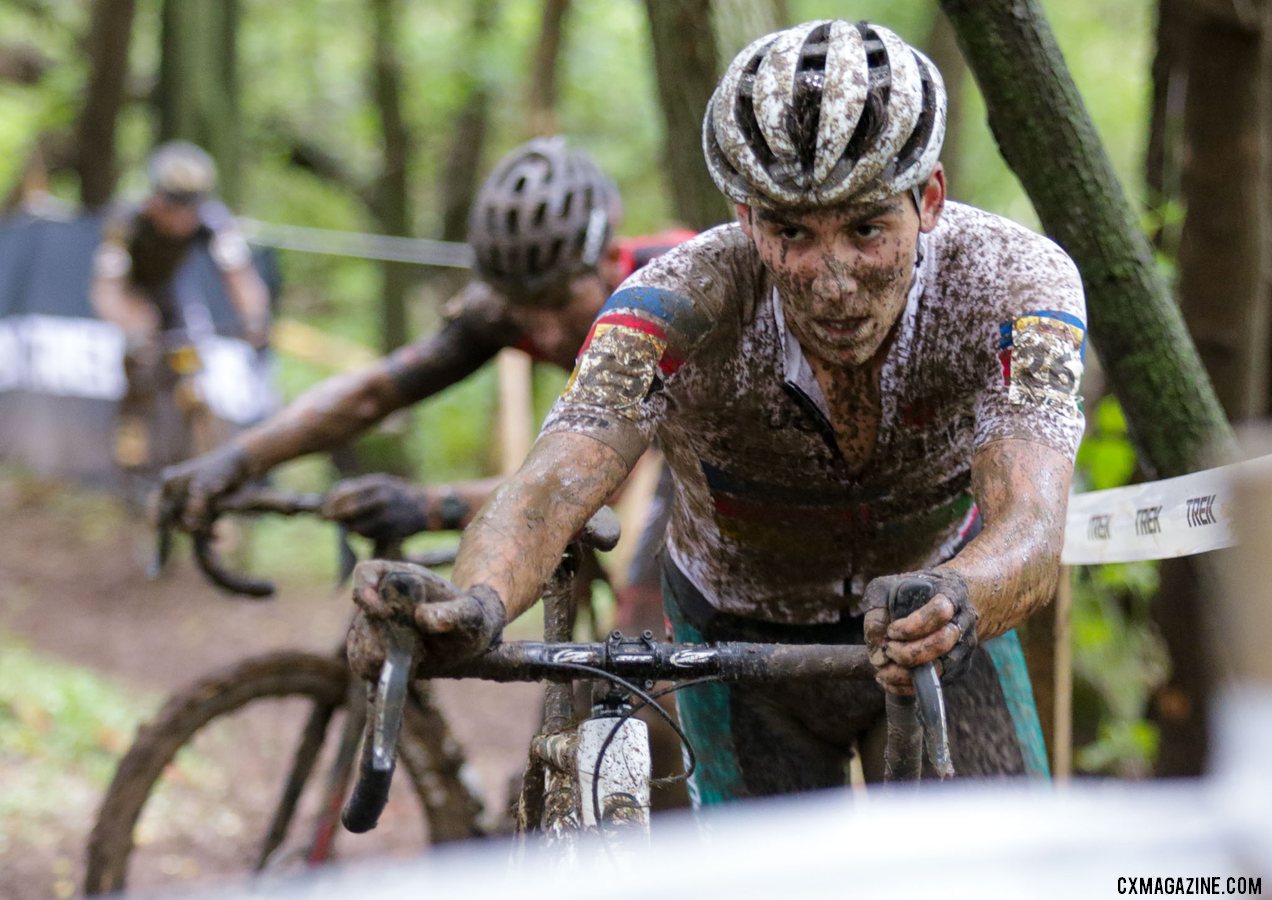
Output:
[1061, 456, 1272, 565]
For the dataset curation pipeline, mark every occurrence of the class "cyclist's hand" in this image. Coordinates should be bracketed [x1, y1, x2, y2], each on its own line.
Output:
[348, 560, 505, 680]
[322, 475, 430, 543]
[862, 569, 979, 695]
[158, 443, 251, 532]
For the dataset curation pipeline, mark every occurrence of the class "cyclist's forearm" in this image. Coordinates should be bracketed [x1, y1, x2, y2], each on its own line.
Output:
[233, 322, 498, 475]
[452, 432, 632, 622]
[233, 362, 409, 474]
[91, 276, 157, 336]
[937, 439, 1071, 640]
[222, 266, 270, 337]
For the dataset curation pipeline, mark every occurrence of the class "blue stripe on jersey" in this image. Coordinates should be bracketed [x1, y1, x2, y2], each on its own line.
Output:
[601, 286, 695, 325]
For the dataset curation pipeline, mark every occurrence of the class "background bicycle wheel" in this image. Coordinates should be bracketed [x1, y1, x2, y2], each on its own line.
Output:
[84, 654, 436, 895]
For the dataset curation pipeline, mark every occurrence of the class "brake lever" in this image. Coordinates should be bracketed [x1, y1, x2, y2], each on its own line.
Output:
[886, 578, 954, 780]
[342, 623, 415, 833]
[341, 573, 421, 833]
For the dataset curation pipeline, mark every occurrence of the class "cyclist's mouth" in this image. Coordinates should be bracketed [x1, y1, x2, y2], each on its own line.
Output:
[814, 317, 870, 342]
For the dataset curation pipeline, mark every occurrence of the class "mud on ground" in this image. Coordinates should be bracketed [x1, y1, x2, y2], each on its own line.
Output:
[0, 476, 541, 899]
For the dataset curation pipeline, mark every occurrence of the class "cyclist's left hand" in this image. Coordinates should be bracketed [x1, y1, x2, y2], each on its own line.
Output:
[322, 475, 430, 543]
[862, 569, 979, 695]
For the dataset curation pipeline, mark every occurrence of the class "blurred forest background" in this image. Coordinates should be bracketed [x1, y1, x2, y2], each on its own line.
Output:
[1, 0, 1265, 790]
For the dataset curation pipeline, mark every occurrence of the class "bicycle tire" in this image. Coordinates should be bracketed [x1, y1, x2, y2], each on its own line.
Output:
[84, 650, 481, 895]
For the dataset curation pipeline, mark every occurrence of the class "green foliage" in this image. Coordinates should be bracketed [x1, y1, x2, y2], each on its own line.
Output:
[0, 633, 154, 829]
[2, 0, 1173, 782]
[1076, 396, 1138, 491]
[1070, 395, 1170, 776]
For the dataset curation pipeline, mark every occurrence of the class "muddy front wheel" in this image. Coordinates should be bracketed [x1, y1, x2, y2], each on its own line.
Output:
[84, 651, 481, 895]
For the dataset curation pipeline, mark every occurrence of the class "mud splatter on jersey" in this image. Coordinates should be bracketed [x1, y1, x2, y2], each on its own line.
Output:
[543, 202, 1086, 624]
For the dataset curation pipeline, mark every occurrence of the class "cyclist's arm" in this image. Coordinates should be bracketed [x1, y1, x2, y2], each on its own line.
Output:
[450, 431, 635, 622]
[229, 313, 505, 477]
[939, 437, 1071, 639]
[89, 241, 157, 336]
[219, 261, 271, 348]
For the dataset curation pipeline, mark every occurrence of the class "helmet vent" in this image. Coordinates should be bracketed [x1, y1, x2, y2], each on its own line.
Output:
[893, 57, 937, 176]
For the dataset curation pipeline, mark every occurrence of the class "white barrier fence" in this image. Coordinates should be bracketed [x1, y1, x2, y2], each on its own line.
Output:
[1060, 457, 1272, 565]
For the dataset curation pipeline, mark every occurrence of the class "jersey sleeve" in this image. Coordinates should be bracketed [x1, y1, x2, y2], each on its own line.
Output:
[973, 235, 1087, 459]
[93, 206, 135, 279]
[539, 233, 729, 466]
[200, 200, 254, 272]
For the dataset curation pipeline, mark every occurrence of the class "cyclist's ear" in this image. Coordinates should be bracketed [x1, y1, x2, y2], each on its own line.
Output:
[735, 203, 754, 237]
[917, 164, 946, 234]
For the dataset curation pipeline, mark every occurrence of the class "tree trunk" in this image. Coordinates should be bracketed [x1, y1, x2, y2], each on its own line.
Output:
[439, 0, 499, 244]
[1176, 4, 1271, 422]
[75, 0, 137, 209]
[1145, 0, 1189, 252]
[526, 0, 570, 136]
[939, 0, 1234, 480]
[1151, 0, 1271, 778]
[369, 0, 413, 355]
[922, 10, 967, 193]
[711, 0, 787, 60]
[646, 0, 731, 230]
[156, 0, 241, 204]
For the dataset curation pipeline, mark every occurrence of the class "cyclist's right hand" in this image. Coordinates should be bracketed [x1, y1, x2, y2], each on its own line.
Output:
[158, 443, 252, 532]
[347, 560, 505, 681]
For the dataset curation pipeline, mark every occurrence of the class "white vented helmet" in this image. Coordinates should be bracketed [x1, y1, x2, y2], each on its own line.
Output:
[703, 20, 946, 209]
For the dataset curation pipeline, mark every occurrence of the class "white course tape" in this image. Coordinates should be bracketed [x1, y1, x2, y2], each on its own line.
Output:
[1062, 455, 1272, 565]
[239, 219, 475, 269]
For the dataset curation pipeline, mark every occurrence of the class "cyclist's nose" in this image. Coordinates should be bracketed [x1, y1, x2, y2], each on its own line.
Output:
[810, 255, 858, 311]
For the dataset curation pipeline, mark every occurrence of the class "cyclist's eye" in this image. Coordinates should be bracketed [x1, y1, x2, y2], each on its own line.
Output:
[777, 225, 807, 241]
[855, 223, 884, 240]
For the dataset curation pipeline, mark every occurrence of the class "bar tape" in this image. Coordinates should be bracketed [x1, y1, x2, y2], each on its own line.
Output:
[1061, 455, 1272, 565]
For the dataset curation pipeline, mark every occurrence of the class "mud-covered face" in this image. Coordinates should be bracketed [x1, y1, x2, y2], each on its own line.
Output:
[505, 271, 610, 369]
[739, 175, 944, 368]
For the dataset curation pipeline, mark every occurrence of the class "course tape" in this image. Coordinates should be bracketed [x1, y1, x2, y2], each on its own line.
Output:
[1062, 455, 1272, 564]
[240, 219, 475, 269]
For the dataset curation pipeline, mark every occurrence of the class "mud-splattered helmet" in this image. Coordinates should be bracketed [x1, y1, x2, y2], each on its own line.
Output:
[146, 141, 217, 204]
[469, 137, 621, 303]
[703, 20, 946, 209]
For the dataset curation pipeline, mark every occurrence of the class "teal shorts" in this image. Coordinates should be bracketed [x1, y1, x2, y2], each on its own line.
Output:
[662, 562, 1049, 806]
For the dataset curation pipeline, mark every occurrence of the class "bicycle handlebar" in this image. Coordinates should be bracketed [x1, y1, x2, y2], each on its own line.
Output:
[425, 633, 875, 684]
[159, 486, 461, 598]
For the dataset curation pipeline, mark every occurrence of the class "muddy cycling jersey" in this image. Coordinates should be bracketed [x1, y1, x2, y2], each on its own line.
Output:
[542, 201, 1086, 624]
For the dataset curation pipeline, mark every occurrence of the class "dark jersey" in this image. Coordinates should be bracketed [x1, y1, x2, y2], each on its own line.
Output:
[96, 199, 250, 296]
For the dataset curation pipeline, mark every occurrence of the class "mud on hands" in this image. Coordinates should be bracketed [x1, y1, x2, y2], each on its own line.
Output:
[346, 560, 505, 682]
[862, 569, 978, 694]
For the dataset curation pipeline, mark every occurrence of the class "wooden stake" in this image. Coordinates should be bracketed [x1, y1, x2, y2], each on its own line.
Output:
[1053, 566, 1073, 781]
[496, 348, 533, 476]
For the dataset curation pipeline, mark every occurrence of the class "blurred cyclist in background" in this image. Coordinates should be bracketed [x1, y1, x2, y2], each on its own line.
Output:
[91, 140, 271, 476]
[158, 135, 695, 807]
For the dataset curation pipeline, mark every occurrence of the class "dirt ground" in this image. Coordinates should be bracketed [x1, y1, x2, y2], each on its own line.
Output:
[0, 477, 542, 899]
